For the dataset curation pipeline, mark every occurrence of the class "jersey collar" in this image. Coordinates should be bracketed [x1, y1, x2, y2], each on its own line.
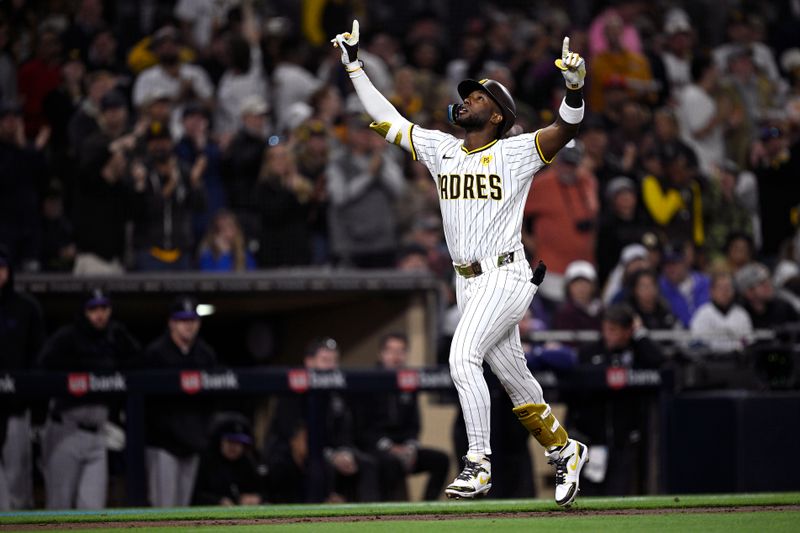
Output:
[461, 139, 498, 155]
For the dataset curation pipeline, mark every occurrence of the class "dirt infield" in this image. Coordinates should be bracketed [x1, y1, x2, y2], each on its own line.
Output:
[5, 504, 800, 530]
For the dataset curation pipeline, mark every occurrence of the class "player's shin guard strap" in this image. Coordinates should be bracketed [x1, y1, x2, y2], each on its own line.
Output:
[513, 403, 568, 448]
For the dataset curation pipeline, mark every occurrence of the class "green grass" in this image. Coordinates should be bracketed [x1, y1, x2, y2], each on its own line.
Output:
[25, 511, 800, 533]
[1, 493, 798, 525]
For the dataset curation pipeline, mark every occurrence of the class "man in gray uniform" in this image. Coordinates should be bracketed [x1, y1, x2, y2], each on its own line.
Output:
[38, 289, 140, 509]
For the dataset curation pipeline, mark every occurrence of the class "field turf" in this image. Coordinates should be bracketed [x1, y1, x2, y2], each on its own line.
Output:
[1, 492, 798, 532]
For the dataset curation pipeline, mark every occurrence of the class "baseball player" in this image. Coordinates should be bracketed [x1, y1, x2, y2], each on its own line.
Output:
[333, 21, 589, 506]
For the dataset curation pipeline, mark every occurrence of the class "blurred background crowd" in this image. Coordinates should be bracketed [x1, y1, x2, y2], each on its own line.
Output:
[2, 0, 800, 511]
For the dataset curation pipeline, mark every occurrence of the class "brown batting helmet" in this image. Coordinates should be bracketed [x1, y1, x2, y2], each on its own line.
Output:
[457, 78, 517, 138]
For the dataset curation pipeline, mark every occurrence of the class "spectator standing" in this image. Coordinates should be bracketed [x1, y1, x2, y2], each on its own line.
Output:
[72, 90, 133, 275]
[67, 70, 116, 155]
[675, 54, 742, 177]
[221, 95, 270, 244]
[38, 289, 140, 509]
[192, 416, 264, 506]
[355, 333, 449, 501]
[690, 272, 753, 354]
[197, 210, 256, 272]
[271, 37, 322, 133]
[641, 147, 705, 249]
[17, 26, 62, 137]
[0, 102, 47, 270]
[588, 13, 656, 113]
[595, 176, 650, 286]
[658, 242, 711, 328]
[523, 141, 598, 308]
[130, 121, 207, 271]
[327, 112, 405, 268]
[752, 127, 800, 261]
[660, 10, 694, 93]
[213, 1, 268, 141]
[175, 102, 226, 241]
[141, 296, 218, 507]
[0, 245, 45, 510]
[255, 143, 314, 267]
[132, 26, 213, 135]
[703, 160, 753, 262]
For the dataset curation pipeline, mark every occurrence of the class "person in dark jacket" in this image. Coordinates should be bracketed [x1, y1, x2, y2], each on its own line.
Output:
[266, 337, 379, 503]
[192, 416, 264, 506]
[625, 269, 680, 331]
[355, 333, 449, 501]
[72, 90, 133, 275]
[735, 262, 800, 329]
[141, 295, 217, 507]
[572, 303, 666, 496]
[38, 288, 140, 509]
[130, 122, 207, 271]
[0, 245, 45, 510]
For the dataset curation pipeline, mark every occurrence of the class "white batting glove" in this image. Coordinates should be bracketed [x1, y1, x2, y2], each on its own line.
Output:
[331, 20, 360, 68]
[554, 37, 586, 90]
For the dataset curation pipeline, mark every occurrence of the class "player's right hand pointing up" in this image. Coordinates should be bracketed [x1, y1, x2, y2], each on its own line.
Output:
[331, 20, 360, 65]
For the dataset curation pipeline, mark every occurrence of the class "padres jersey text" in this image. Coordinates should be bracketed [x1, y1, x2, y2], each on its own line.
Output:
[411, 127, 548, 264]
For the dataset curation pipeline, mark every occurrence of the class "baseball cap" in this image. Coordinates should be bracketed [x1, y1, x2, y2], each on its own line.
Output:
[182, 101, 210, 120]
[621, 244, 648, 266]
[84, 287, 111, 309]
[734, 263, 771, 292]
[151, 25, 179, 47]
[605, 176, 636, 202]
[170, 296, 200, 320]
[564, 260, 597, 284]
[240, 95, 268, 116]
[100, 90, 127, 112]
[662, 242, 686, 263]
[220, 420, 253, 445]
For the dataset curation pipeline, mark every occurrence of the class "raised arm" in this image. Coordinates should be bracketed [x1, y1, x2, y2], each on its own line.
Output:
[331, 21, 415, 152]
[536, 37, 587, 162]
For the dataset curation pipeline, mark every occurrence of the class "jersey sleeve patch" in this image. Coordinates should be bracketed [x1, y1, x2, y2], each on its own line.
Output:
[534, 129, 555, 165]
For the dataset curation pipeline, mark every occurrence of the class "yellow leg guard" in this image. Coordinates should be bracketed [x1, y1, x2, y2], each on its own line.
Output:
[513, 403, 568, 448]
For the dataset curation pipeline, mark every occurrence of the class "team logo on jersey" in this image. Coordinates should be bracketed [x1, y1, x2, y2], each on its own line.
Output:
[437, 173, 502, 200]
[481, 154, 493, 166]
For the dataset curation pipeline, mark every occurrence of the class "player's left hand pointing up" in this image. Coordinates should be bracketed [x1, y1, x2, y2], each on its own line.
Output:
[331, 20, 360, 65]
[554, 37, 586, 90]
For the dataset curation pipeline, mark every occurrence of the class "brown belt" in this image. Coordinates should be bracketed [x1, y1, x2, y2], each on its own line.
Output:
[454, 251, 517, 279]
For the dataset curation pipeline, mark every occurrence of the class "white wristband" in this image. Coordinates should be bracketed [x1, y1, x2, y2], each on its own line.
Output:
[559, 98, 584, 124]
[345, 60, 363, 76]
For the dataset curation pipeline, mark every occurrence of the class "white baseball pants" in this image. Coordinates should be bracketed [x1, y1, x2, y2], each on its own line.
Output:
[450, 259, 545, 456]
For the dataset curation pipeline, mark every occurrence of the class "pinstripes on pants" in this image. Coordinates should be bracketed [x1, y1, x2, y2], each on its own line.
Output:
[450, 260, 544, 455]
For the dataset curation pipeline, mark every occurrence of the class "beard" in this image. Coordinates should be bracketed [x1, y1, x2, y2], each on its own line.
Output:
[454, 111, 486, 131]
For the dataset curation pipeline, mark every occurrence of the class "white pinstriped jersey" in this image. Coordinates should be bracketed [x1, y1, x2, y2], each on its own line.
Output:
[410, 126, 549, 264]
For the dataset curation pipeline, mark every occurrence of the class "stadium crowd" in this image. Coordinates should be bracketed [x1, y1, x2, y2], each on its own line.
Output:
[2, 0, 800, 510]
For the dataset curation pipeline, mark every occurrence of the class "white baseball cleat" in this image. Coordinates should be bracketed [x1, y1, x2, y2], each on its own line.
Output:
[547, 439, 588, 507]
[445, 454, 492, 499]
